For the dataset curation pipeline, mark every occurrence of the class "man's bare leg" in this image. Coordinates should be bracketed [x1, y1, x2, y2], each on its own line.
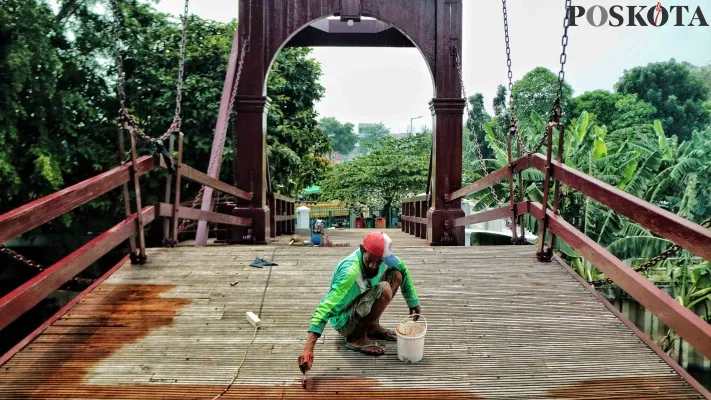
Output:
[346, 283, 393, 352]
[370, 270, 402, 335]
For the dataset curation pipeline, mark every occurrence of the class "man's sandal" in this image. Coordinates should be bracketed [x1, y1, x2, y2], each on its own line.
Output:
[344, 342, 386, 356]
[368, 328, 397, 341]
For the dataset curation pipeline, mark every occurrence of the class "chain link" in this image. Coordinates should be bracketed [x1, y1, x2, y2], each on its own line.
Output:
[501, 0, 550, 158]
[553, 0, 572, 120]
[454, 47, 501, 205]
[1, 244, 44, 272]
[109, 0, 190, 145]
[591, 217, 711, 286]
[1, 244, 94, 289]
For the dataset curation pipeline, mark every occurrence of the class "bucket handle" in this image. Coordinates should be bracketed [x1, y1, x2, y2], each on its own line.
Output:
[398, 314, 427, 333]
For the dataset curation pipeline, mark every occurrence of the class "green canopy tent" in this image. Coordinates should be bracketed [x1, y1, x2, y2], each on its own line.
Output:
[303, 185, 321, 195]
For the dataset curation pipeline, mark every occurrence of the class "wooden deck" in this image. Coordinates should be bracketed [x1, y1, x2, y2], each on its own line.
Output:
[0, 229, 705, 399]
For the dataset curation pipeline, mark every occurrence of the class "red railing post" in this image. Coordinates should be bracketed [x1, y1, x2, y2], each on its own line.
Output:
[162, 134, 175, 246]
[537, 123, 555, 262]
[117, 127, 137, 256]
[507, 132, 518, 244]
[170, 132, 185, 247]
[420, 200, 427, 239]
[547, 124, 565, 252]
[414, 199, 421, 238]
[128, 128, 147, 263]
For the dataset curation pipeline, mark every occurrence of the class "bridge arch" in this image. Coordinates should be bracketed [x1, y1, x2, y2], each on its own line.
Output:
[233, 0, 465, 244]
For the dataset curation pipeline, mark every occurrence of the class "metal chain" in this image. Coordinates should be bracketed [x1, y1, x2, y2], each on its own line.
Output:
[552, 0, 572, 121]
[171, 0, 190, 132]
[1, 244, 94, 289]
[108, 0, 190, 145]
[1, 244, 44, 272]
[500, 0, 550, 158]
[454, 46, 501, 205]
[591, 217, 711, 286]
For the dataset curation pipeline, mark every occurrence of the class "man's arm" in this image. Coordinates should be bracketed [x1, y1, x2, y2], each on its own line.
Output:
[394, 258, 419, 308]
[299, 260, 359, 372]
[299, 332, 319, 373]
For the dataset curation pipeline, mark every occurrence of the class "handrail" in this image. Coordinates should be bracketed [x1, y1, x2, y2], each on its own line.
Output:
[448, 153, 711, 263]
[159, 157, 252, 201]
[0, 206, 156, 331]
[447, 141, 711, 361]
[0, 132, 254, 337]
[447, 155, 533, 201]
[526, 201, 711, 361]
[529, 153, 711, 261]
[0, 155, 155, 243]
[402, 194, 427, 203]
[155, 203, 252, 227]
[268, 192, 295, 238]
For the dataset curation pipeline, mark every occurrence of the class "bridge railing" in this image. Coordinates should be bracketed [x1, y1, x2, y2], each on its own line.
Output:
[269, 192, 295, 238]
[0, 132, 252, 335]
[401, 194, 428, 239]
[446, 126, 711, 362]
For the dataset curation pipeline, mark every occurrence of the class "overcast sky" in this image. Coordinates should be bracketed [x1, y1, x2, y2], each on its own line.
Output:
[153, 0, 711, 133]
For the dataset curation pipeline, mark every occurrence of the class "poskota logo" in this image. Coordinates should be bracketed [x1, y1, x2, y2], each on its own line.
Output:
[569, 3, 709, 27]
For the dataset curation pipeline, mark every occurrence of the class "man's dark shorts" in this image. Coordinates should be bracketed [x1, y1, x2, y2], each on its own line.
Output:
[336, 269, 398, 337]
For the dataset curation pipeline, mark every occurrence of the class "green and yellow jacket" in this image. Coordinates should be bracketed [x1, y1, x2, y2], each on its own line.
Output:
[308, 249, 419, 335]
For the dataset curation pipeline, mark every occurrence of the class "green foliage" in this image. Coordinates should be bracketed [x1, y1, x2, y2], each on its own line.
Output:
[466, 93, 493, 160]
[320, 134, 431, 208]
[511, 67, 573, 131]
[0, 0, 328, 242]
[319, 117, 357, 155]
[615, 59, 710, 141]
[266, 47, 330, 195]
[0, 0, 119, 238]
[358, 122, 390, 153]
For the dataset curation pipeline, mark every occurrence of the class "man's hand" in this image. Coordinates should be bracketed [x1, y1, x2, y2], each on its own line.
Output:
[409, 305, 422, 321]
[298, 332, 319, 373]
[298, 349, 313, 373]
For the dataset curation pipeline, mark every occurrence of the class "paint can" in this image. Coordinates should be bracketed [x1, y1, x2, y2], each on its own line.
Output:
[395, 314, 427, 363]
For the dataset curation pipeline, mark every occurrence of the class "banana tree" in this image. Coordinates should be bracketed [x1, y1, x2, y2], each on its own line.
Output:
[659, 261, 711, 361]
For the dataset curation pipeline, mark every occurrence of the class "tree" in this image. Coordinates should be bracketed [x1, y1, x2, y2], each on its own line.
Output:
[615, 59, 710, 141]
[463, 94, 493, 179]
[512, 67, 573, 130]
[358, 122, 390, 152]
[320, 134, 430, 209]
[319, 117, 357, 155]
[0, 0, 119, 239]
[266, 47, 330, 195]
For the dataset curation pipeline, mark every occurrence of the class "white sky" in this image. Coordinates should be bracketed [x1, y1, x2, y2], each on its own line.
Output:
[154, 0, 711, 133]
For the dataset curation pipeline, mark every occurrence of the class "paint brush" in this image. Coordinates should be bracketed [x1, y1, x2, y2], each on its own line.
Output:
[302, 371, 313, 390]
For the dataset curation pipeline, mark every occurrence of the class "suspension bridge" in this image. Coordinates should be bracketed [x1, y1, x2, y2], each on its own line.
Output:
[1, 0, 710, 398]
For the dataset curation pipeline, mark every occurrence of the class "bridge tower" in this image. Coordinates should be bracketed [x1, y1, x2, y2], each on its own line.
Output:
[232, 0, 465, 245]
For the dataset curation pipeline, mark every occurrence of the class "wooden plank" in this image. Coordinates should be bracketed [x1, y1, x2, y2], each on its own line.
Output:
[402, 195, 427, 203]
[162, 158, 252, 201]
[0, 156, 155, 243]
[450, 205, 515, 228]
[401, 215, 427, 225]
[528, 201, 711, 361]
[530, 153, 711, 261]
[0, 206, 156, 331]
[156, 203, 251, 227]
[274, 215, 295, 222]
[271, 193, 294, 202]
[448, 163, 511, 201]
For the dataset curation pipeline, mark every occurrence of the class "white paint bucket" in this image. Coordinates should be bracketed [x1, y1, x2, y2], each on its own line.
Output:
[395, 314, 427, 363]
